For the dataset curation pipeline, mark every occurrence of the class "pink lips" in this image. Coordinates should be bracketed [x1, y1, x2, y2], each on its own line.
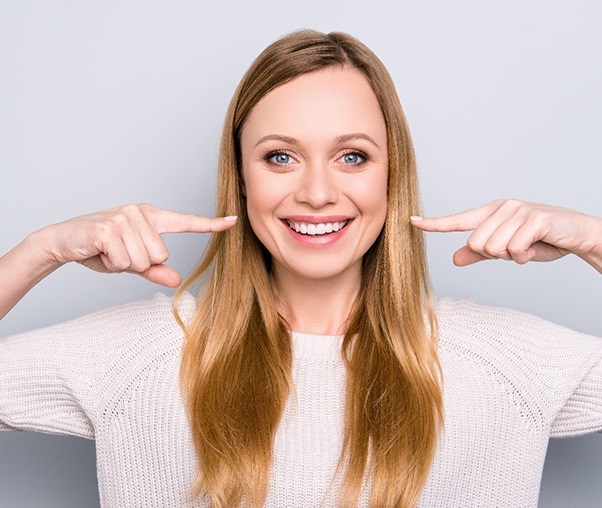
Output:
[284, 215, 351, 224]
[281, 216, 353, 247]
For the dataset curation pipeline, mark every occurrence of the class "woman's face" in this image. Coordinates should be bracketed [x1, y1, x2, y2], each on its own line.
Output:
[239, 67, 388, 283]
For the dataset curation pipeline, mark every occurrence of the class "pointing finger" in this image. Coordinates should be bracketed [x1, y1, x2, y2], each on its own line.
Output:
[147, 208, 238, 234]
[410, 201, 503, 233]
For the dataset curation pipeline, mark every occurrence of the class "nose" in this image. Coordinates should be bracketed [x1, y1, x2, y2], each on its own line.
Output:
[294, 161, 338, 209]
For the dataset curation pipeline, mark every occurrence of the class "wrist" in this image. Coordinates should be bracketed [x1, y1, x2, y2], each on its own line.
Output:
[21, 226, 66, 278]
[575, 215, 602, 274]
[0, 227, 64, 320]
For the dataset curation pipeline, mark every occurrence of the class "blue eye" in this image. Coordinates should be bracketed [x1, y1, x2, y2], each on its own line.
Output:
[274, 153, 291, 164]
[341, 152, 366, 165]
[266, 151, 293, 165]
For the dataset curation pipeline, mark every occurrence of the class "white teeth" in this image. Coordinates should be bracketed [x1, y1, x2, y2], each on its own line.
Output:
[287, 220, 349, 236]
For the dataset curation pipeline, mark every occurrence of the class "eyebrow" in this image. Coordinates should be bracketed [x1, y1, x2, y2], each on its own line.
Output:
[335, 133, 381, 149]
[255, 133, 382, 150]
[255, 134, 298, 147]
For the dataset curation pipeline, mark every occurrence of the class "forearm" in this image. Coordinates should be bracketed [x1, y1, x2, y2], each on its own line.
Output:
[0, 229, 62, 320]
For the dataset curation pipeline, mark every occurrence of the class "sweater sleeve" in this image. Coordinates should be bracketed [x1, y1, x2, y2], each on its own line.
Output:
[530, 315, 602, 438]
[550, 354, 602, 438]
[0, 294, 186, 438]
[437, 299, 602, 439]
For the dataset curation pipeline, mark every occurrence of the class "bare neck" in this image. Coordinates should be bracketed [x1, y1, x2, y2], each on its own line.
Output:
[271, 264, 361, 336]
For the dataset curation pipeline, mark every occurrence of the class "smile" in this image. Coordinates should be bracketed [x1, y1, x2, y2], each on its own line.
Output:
[286, 219, 349, 236]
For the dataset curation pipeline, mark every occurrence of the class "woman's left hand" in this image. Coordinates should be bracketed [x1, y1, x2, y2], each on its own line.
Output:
[410, 199, 602, 273]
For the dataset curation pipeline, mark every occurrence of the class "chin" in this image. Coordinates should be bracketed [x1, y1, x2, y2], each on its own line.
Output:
[278, 258, 361, 282]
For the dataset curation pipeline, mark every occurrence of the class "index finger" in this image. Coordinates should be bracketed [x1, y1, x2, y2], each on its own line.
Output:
[148, 207, 238, 234]
[410, 202, 502, 233]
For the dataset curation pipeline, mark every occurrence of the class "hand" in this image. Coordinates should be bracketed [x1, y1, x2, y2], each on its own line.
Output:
[410, 199, 602, 271]
[34, 204, 238, 287]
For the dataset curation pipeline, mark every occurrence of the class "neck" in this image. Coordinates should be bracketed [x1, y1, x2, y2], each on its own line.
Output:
[271, 264, 361, 336]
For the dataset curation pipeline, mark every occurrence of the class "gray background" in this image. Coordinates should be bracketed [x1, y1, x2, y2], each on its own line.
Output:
[1, 0, 601, 506]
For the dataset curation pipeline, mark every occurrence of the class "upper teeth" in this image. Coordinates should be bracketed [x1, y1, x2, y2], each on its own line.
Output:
[287, 220, 349, 235]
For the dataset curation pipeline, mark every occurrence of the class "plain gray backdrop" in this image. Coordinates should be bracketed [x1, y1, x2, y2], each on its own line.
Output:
[1, 0, 601, 506]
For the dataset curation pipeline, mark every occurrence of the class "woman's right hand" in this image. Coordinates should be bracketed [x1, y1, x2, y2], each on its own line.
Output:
[0, 204, 237, 319]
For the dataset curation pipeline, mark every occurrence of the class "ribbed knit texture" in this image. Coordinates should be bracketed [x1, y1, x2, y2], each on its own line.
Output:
[2, 293, 602, 507]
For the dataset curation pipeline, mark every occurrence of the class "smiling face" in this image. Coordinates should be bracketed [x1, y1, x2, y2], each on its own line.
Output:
[239, 67, 388, 284]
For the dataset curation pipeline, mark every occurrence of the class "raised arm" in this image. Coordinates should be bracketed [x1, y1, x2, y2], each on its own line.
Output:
[410, 199, 602, 273]
[0, 204, 237, 320]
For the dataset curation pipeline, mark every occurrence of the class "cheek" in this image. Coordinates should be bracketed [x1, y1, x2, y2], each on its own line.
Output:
[245, 173, 283, 216]
[244, 192, 274, 256]
[350, 170, 388, 217]
[242, 167, 289, 244]
[357, 171, 389, 244]
[243, 181, 268, 236]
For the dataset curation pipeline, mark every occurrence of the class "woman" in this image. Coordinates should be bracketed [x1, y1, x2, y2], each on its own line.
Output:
[1, 30, 601, 507]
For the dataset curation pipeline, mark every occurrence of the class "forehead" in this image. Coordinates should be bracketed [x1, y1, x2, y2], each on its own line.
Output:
[240, 67, 386, 145]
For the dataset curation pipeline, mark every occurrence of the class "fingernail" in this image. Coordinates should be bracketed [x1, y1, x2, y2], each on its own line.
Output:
[410, 216, 423, 222]
[223, 216, 238, 221]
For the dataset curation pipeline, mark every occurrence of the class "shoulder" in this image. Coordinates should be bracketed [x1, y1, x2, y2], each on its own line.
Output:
[435, 297, 602, 390]
[81, 292, 196, 426]
[59, 291, 196, 340]
[85, 291, 196, 331]
[93, 291, 197, 354]
[0, 293, 198, 435]
[1, 292, 198, 371]
[435, 297, 601, 349]
[435, 298, 602, 437]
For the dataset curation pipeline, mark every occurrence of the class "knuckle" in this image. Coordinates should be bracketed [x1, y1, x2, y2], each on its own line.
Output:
[150, 249, 169, 264]
[488, 244, 506, 258]
[508, 240, 531, 261]
[130, 260, 151, 274]
[509, 250, 528, 264]
[507, 239, 530, 260]
[466, 236, 482, 253]
[119, 203, 140, 215]
[107, 258, 130, 272]
[482, 244, 498, 258]
[500, 198, 523, 211]
[110, 212, 130, 229]
[137, 203, 154, 216]
[116, 204, 146, 223]
[494, 245, 512, 261]
[530, 210, 547, 227]
[95, 221, 116, 241]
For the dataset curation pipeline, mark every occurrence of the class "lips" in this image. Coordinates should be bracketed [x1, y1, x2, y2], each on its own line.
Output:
[286, 219, 349, 236]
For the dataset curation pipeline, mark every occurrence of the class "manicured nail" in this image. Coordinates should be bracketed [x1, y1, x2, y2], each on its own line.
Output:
[223, 215, 238, 221]
[410, 216, 423, 222]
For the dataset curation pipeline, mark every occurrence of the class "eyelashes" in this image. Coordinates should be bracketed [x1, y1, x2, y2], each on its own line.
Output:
[264, 150, 294, 166]
[263, 149, 371, 168]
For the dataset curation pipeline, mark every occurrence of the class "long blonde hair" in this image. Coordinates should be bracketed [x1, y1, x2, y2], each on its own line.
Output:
[176, 30, 442, 507]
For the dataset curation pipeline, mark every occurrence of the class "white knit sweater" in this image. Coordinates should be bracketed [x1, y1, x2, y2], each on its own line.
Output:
[1, 293, 602, 507]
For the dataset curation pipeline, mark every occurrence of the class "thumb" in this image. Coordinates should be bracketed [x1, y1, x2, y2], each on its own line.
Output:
[452, 245, 489, 266]
[137, 264, 183, 288]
